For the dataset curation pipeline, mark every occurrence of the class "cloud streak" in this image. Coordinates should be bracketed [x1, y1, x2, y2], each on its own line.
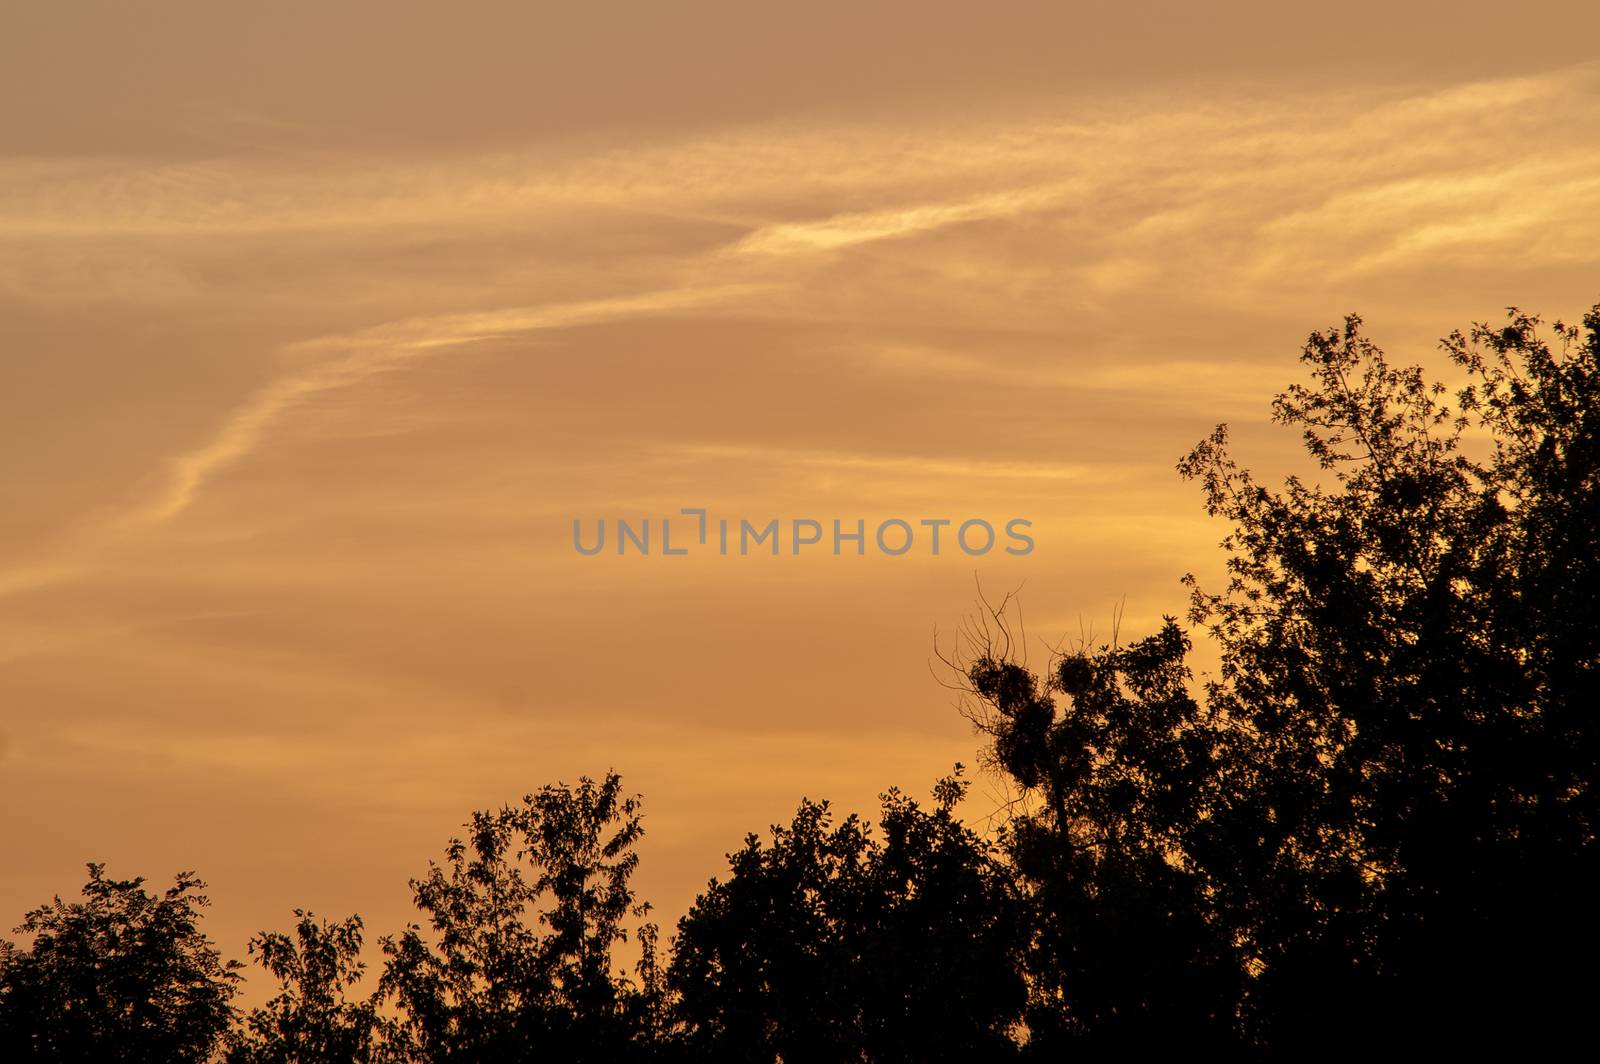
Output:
[136, 284, 770, 527]
[7, 63, 1598, 601]
[0, 284, 769, 599]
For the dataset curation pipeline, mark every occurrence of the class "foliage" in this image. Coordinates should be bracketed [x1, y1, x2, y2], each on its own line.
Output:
[0, 864, 241, 1064]
[227, 911, 387, 1064]
[669, 769, 1025, 1062]
[377, 771, 662, 1062]
[957, 615, 1241, 1050]
[954, 303, 1600, 1049]
[1179, 306, 1600, 1044]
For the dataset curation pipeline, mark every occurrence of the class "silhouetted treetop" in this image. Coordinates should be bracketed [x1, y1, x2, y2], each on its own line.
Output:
[227, 910, 385, 1064]
[670, 769, 1026, 1063]
[377, 770, 662, 1063]
[0, 864, 241, 1064]
[955, 301, 1600, 1051]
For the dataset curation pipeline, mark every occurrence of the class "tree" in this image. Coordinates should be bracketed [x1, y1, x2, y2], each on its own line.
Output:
[227, 911, 387, 1064]
[0, 863, 241, 1063]
[378, 771, 662, 1062]
[951, 606, 1242, 1050]
[669, 770, 1026, 1062]
[1178, 305, 1600, 1047]
[954, 302, 1600, 1050]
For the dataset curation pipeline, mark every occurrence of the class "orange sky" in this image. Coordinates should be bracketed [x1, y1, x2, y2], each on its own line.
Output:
[5, 1, 1600, 999]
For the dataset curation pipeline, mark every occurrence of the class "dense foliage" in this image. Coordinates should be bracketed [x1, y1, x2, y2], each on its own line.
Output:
[959, 304, 1600, 1051]
[670, 774, 1025, 1062]
[0, 865, 240, 1063]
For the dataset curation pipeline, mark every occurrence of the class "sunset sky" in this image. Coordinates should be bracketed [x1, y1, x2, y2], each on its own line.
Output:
[5, 1, 1600, 994]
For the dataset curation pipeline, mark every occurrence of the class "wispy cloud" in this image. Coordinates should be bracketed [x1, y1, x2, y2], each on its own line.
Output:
[5, 64, 1593, 258]
[659, 442, 1110, 484]
[0, 284, 768, 599]
[134, 285, 769, 527]
[732, 184, 1075, 256]
[6, 62, 1599, 592]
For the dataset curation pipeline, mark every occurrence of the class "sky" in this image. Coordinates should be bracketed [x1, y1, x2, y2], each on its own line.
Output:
[4, 1, 1600, 997]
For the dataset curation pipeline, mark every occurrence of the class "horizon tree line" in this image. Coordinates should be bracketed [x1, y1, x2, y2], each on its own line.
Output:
[4, 300, 1597, 1059]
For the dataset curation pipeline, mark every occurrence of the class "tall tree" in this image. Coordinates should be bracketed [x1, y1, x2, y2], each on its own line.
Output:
[1177, 306, 1600, 1046]
[956, 303, 1600, 1050]
[0, 864, 241, 1063]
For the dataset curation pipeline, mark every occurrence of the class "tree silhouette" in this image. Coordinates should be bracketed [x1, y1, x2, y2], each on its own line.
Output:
[1178, 306, 1600, 1047]
[952, 613, 1241, 1050]
[953, 303, 1600, 1050]
[377, 771, 662, 1062]
[669, 770, 1026, 1062]
[226, 911, 387, 1064]
[0, 864, 241, 1063]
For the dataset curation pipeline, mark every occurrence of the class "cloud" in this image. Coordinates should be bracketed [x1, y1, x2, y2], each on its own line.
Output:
[140, 285, 769, 526]
[731, 184, 1075, 256]
[0, 284, 769, 600]
[6, 61, 1599, 608]
[659, 442, 1109, 485]
[2, 63, 1590, 255]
